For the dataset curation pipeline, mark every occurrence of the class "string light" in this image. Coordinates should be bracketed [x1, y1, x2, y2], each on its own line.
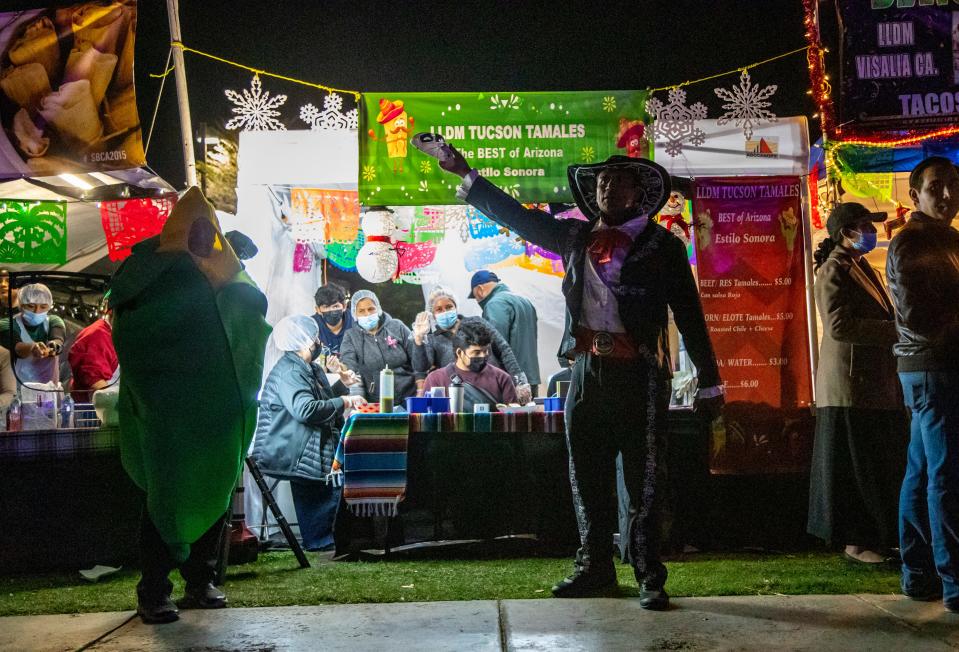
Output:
[803, 0, 835, 138]
[151, 41, 361, 100]
[831, 126, 959, 148]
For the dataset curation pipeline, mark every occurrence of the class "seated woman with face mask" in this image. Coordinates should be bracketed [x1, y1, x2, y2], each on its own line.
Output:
[252, 315, 366, 551]
[9, 283, 65, 385]
[339, 290, 419, 405]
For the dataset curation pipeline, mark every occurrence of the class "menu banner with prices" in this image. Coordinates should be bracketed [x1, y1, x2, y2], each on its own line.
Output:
[693, 176, 813, 474]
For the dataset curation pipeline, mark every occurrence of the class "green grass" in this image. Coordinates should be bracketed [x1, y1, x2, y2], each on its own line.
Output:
[0, 552, 902, 617]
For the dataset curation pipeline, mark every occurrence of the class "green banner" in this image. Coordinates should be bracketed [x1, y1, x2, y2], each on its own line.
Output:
[359, 90, 651, 205]
[0, 199, 67, 264]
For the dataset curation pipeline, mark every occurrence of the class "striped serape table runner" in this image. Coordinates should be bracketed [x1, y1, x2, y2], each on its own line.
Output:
[331, 412, 565, 516]
[408, 411, 565, 434]
[331, 413, 410, 517]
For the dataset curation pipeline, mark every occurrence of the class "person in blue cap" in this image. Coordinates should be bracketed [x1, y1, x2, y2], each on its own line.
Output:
[468, 270, 541, 395]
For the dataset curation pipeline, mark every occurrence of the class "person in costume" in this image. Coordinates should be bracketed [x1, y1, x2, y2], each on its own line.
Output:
[432, 143, 723, 610]
[109, 187, 270, 624]
[252, 315, 366, 551]
[10, 283, 65, 385]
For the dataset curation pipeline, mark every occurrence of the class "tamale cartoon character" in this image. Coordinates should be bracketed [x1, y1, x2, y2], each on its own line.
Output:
[109, 187, 270, 623]
[368, 98, 413, 173]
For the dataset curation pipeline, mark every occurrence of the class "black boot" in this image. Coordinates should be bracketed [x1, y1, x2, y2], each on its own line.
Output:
[551, 556, 617, 598]
[182, 583, 227, 609]
[136, 587, 179, 624]
[638, 581, 669, 611]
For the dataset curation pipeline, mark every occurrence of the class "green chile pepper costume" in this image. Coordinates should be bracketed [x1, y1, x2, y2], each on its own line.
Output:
[109, 188, 270, 562]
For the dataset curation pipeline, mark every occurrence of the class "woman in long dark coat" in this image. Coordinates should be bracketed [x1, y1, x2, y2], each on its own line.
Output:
[808, 203, 907, 563]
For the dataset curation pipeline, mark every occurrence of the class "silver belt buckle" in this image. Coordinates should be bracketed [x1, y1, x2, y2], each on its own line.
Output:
[592, 331, 614, 356]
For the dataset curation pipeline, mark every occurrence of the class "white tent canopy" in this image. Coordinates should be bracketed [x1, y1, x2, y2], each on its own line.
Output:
[654, 117, 810, 177]
[231, 129, 566, 381]
[0, 167, 176, 273]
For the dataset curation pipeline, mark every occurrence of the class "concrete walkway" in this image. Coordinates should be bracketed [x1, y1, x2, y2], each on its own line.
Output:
[2, 594, 957, 652]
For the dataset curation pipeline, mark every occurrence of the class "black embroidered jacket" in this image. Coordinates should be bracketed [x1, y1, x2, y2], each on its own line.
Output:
[464, 176, 721, 388]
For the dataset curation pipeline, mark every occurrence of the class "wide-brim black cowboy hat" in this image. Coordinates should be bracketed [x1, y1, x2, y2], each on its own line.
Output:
[568, 155, 671, 222]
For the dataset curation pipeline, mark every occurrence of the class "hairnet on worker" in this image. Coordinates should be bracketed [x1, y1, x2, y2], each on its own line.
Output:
[18, 283, 53, 308]
[271, 315, 319, 353]
[350, 289, 382, 318]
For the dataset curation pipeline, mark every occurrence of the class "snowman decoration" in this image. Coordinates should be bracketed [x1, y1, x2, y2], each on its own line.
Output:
[355, 207, 413, 283]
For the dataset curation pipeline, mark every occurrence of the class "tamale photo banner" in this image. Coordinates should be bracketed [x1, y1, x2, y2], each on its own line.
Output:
[0, 1, 145, 178]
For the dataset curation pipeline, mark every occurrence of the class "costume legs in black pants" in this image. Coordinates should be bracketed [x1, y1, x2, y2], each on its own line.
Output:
[137, 505, 228, 599]
[565, 353, 671, 585]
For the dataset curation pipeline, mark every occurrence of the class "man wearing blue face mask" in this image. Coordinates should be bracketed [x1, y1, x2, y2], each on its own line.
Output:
[808, 202, 904, 568]
[411, 286, 530, 401]
[9, 283, 65, 385]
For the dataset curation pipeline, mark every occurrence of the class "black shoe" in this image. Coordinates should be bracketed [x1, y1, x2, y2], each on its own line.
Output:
[136, 592, 179, 624]
[182, 583, 227, 609]
[902, 579, 943, 602]
[551, 569, 617, 598]
[639, 582, 670, 611]
[945, 600, 959, 614]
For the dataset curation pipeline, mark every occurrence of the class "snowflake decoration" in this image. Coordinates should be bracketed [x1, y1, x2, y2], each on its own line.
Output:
[437, 205, 472, 242]
[504, 184, 521, 198]
[225, 74, 287, 131]
[489, 93, 520, 110]
[714, 70, 778, 141]
[299, 93, 358, 130]
[602, 96, 616, 112]
[418, 180, 429, 192]
[361, 165, 376, 182]
[580, 146, 596, 163]
[645, 88, 708, 157]
[419, 160, 433, 174]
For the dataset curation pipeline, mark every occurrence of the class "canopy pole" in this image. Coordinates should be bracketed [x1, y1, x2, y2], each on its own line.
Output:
[166, 0, 198, 187]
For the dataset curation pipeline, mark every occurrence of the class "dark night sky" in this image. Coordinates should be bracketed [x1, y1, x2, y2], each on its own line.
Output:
[7, 0, 817, 188]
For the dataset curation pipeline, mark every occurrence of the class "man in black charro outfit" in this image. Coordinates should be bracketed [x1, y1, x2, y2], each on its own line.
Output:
[430, 141, 723, 609]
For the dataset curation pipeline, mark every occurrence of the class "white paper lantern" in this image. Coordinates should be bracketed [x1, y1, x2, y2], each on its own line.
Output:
[355, 241, 398, 283]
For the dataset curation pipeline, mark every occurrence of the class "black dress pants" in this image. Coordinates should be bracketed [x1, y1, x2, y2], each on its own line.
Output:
[137, 500, 228, 599]
[565, 352, 671, 585]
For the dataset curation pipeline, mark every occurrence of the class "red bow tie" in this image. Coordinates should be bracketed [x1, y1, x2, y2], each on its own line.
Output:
[587, 228, 633, 265]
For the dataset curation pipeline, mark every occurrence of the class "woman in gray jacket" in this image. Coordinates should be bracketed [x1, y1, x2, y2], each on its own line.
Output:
[340, 290, 420, 404]
[252, 315, 365, 550]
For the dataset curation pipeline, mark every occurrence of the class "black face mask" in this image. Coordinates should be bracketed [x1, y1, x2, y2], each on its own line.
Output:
[321, 309, 344, 326]
[467, 357, 488, 373]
